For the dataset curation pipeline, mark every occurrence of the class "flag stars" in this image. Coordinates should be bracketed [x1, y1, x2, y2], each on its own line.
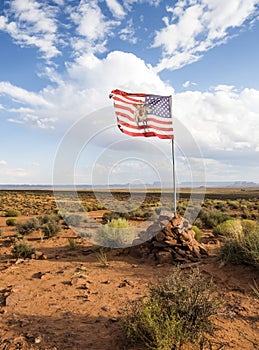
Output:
[145, 96, 171, 118]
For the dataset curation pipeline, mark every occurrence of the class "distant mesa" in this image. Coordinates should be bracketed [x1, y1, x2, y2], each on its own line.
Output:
[0, 180, 258, 190]
[230, 181, 258, 187]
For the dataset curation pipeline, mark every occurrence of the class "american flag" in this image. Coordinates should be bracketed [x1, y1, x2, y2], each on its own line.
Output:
[110, 89, 173, 139]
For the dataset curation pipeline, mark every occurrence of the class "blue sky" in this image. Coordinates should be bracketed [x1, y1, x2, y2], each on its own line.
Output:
[0, 0, 259, 185]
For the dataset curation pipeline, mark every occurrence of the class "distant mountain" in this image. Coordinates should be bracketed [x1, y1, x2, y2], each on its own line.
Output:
[230, 181, 258, 187]
[0, 181, 258, 190]
[180, 181, 259, 188]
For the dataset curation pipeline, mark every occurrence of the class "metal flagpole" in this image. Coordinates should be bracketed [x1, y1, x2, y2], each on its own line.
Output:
[171, 138, 177, 217]
[170, 96, 177, 217]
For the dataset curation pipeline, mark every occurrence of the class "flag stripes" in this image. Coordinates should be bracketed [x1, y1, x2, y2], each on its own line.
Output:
[110, 89, 173, 139]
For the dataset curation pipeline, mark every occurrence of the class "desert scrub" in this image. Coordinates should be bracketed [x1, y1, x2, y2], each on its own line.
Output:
[64, 214, 82, 227]
[16, 218, 40, 236]
[241, 220, 257, 235]
[191, 225, 203, 241]
[250, 279, 259, 299]
[41, 216, 61, 238]
[123, 268, 219, 350]
[96, 218, 134, 247]
[213, 219, 242, 237]
[5, 209, 21, 217]
[11, 241, 36, 259]
[95, 247, 109, 268]
[67, 237, 78, 249]
[220, 222, 259, 269]
[199, 209, 231, 228]
[38, 214, 59, 225]
[6, 218, 17, 226]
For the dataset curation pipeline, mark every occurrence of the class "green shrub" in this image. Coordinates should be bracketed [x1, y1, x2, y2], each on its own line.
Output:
[241, 220, 257, 235]
[192, 225, 203, 241]
[123, 268, 219, 350]
[193, 217, 203, 229]
[220, 222, 259, 269]
[38, 214, 59, 225]
[64, 214, 82, 227]
[6, 218, 17, 226]
[95, 247, 109, 268]
[41, 220, 61, 238]
[67, 237, 78, 249]
[36, 215, 61, 238]
[96, 218, 134, 247]
[5, 209, 21, 217]
[102, 211, 121, 223]
[11, 242, 36, 259]
[199, 209, 231, 228]
[16, 218, 40, 236]
[227, 200, 240, 210]
[213, 219, 242, 237]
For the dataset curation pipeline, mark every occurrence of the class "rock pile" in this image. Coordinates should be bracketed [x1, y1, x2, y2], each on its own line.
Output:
[129, 212, 208, 264]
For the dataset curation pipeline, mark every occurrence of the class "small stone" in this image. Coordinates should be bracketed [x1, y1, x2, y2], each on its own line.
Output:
[174, 248, 186, 257]
[32, 272, 44, 279]
[35, 251, 44, 259]
[78, 283, 89, 290]
[15, 258, 24, 264]
[155, 231, 166, 241]
[153, 241, 166, 248]
[159, 210, 172, 220]
[124, 279, 134, 286]
[162, 223, 173, 237]
[132, 239, 145, 246]
[138, 231, 150, 241]
[180, 231, 192, 242]
[34, 336, 42, 344]
[118, 281, 127, 288]
[192, 245, 201, 258]
[110, 317, 118, 322]
[156, 251, 173, 264]
[147, 223, 161, 235]
[199, 245, 208, 256]
[159, 219, 170, 228]
[174, 254, 188, 262]
[164, 239, 178, 246]
[171, 216, 184, 228]
[101, 306, 110, 312]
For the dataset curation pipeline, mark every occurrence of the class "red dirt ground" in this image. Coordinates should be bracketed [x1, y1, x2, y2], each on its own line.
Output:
[0, 215, 258, 350]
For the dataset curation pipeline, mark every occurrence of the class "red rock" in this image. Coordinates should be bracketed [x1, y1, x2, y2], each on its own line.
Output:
[171, 215, 184, 228]
[155, 231, 166, 241]
[153, 241, 166, 248]
[147, 223, 162, 235]
[155, 251, 173, 264]
[164, 239, 178, 246]
[180, 231, 193, 242]
[162, 223, 173, 237]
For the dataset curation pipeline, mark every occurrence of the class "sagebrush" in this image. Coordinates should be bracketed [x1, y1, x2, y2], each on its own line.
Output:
[220, 221, 259, 269]
[123, 267, 219, 350]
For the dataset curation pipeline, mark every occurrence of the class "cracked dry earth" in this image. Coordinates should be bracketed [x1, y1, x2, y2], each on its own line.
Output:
[0, 216, 259, 350]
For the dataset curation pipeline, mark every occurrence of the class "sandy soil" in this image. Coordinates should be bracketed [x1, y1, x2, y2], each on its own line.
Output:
[0, 216, 259, 350]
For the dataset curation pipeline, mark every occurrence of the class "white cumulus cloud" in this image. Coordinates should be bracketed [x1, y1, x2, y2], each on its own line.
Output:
[105, 0, 126, 18]
[174, 86, 259, 154]
[153, 0, 259, 71]
[1, 51, 173, 129]
[0, 0, 60, 59]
